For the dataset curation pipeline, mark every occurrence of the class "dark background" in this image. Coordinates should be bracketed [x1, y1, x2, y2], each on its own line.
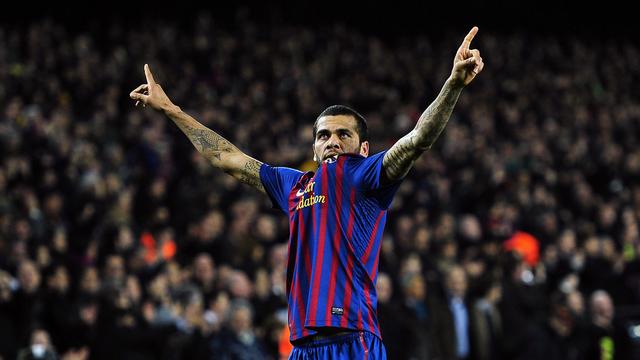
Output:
[1, 0, 634, 37]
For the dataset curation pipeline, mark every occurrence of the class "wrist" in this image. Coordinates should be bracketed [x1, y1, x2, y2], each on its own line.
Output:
[446, 75, 466, 90]
[163, 104, 181, 116]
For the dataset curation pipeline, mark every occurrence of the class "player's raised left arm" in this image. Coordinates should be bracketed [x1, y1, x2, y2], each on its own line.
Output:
[382, 26, 484, 181]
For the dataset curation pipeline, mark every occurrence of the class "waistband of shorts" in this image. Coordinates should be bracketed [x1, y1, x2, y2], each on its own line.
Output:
[292, 329, 364, 348]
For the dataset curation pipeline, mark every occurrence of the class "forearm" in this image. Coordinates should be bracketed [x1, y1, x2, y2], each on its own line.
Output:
[383, 77, 464, 180]
[164, 105, 239, 167]
[412, 77, 464, 149]
[163, 105, 265, 193]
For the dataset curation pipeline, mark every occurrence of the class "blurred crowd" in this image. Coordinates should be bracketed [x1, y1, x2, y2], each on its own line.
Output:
[1, 12, 640, 360]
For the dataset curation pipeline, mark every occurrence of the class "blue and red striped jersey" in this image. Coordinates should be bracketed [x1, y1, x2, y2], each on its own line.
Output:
[260, 151, 402, 341]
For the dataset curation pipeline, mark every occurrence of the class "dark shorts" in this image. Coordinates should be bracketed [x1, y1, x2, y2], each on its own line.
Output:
[289, 331, 386, 360]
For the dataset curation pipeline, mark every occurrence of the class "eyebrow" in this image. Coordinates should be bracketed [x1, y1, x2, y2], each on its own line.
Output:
[316, 128, 353, 136]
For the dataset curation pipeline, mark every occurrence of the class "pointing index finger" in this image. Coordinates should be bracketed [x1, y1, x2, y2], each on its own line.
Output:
[461, 26, 479, 50]
[144, 64, 156, 86]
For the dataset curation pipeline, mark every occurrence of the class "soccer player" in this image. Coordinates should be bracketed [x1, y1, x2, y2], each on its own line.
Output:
[130, 26, 483, 359]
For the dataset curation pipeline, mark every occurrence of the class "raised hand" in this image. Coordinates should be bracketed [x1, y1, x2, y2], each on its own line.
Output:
[450, 27, 484, 87]
[129, 64, 177, 112]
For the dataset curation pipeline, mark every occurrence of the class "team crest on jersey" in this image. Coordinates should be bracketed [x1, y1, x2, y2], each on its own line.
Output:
[295, 180, 326, 210]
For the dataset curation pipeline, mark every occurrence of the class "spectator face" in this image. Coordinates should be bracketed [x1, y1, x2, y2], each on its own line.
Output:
[184, 297, 204, 327]
[79, 302, 98, 326]
[14, 219, 31, 241]
[598, 203, 617, 229]
[48, 266, 70, 294]
[459, 215, 482, 242]
[405, 274, 426, 301]
[80, 267, 100, 294]
[400, 254, 422, 278]
[442, 241, 458, 260]
[376, 273, 393, 303]
[482, 241, 499, 258]
[446, 266, 467, 298]
[105, 255, 125, 282]
[395, 215, 415, 249]
[567, 290, 584, 316]
[165, 261, 183, 288]
[435, 213, 456, 242]
[396, 215, 414, 237]
[194, 254, 215, 285]
[313, 115, 368, 164]
[254, 268, 270, 298]
[229, 271, 253, 299]
[30, 329, 52, 356]
[43, 193, 63, 218]
[255, 215, 277, 242]
[543, 244, 558, 265]
[270, 267, 286, 295]
[36, 245, 51, 269]
[558, 229, 576, 254]
[211, 292, 231, 323]
[601, 238, 616, 261]
[551, 302, 574, 336]
[590, 290, 614, 326]
[269, 244, 288, 270]
[115, 226, 134, 252]
[126, 275, 142, 304]
[148, 274, 169, 302]
[52, 228, 68, 253]
[200, 211, 224, 241]
[414, 226, 431, 252]
[115, 288, 132, 310]
[584, 236, 600, 257]
[150, 178, 167, 199]
[230, 304, 253, 334]
[18, 260, 41, 293]
[463, 258, 485, 279]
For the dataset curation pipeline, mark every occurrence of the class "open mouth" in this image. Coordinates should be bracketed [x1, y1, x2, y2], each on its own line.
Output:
[324, 152, 339, 161]
[324, 149, 340, 158]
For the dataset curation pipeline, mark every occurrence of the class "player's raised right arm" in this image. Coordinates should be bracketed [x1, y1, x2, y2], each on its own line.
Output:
[130, 64, 265, 193]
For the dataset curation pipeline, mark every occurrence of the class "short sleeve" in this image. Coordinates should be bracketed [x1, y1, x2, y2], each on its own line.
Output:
[260, 164, 304, 213]
[348, 151, 404, 209]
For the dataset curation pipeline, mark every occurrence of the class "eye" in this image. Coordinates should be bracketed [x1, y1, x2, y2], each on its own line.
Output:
[318, 133, 328, 140]
[340, 133, 350, 139]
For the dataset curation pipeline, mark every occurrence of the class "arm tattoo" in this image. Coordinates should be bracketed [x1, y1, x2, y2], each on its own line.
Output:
[238, 158, 265, 193]
[166, 108, 265, 193]
[383, 133, 419, 180]
[181, 123, 236, 161]
[383, 79, 463, 181]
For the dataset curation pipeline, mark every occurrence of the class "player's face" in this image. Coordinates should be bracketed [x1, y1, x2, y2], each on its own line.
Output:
[313, 115, 369, 165]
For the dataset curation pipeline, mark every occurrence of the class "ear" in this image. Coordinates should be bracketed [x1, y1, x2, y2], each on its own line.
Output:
[359, 141, 369, 157]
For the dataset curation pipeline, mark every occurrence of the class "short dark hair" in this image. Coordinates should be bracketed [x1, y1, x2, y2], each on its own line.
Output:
[313, 105, 368, 143]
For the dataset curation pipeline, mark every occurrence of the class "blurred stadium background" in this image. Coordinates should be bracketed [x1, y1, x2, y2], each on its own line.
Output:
[1, 1, 639, 359]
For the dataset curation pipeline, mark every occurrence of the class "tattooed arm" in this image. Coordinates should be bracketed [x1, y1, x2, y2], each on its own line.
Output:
[165, 107, 265, 193]
[382, 27, 484, 182]
[130, 64, 264, 193]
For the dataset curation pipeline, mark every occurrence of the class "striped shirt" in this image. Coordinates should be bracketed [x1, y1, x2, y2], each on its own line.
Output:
[260, 151, 402, 341]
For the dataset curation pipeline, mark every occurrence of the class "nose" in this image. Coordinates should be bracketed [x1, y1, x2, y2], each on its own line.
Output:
[325, 134, 341, 149]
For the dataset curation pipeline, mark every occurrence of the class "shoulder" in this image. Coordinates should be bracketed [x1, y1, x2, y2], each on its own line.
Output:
[341, 151, 387, 167]
[260, 163, 305, 179]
